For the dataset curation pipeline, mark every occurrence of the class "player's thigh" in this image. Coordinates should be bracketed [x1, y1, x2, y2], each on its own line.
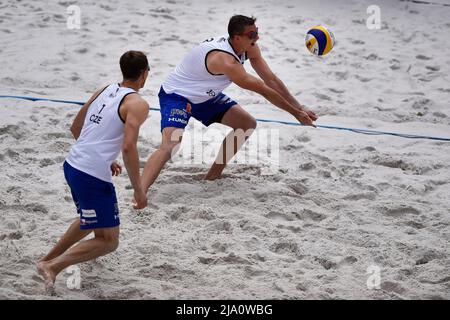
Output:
[221, 105, 257, 131]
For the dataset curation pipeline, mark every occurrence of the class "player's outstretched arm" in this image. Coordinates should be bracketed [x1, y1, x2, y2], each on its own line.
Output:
[220, 56, 316, 127]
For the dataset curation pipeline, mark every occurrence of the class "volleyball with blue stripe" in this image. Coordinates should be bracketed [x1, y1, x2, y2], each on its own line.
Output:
[305, 26, 335, 56]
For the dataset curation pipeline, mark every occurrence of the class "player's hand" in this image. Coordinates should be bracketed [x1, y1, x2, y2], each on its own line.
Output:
[110, 161, 122, 176]
[294, 109, 316, 127]
[302, 107, 318, 121]
[132, 190, 148, 210]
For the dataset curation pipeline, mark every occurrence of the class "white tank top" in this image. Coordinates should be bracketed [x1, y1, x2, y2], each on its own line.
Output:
[66, 83, 136, 183]
[162, 35, 247, 104]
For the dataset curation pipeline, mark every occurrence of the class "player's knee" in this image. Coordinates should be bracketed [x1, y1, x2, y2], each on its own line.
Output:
[159, 141, 180, 158]
[247, 117, 257, 131]
[241, 116, 257, 133]
[106, 237, 119, 253]
[99, 234, 119, 253]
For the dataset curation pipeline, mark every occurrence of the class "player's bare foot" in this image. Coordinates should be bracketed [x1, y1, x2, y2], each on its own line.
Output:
[36, 261, 56, 295]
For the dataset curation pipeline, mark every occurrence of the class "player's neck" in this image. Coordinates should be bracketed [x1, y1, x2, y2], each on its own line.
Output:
[120, 80, 140, 92]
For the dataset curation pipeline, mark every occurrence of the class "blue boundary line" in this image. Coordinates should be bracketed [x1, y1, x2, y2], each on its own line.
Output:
[1, 95, 449, 141]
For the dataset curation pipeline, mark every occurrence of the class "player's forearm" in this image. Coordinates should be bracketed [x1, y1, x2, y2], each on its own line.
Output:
[122, 144, 143, 194]
[266, 77, 304, 110]
[259, 85, 299, 116]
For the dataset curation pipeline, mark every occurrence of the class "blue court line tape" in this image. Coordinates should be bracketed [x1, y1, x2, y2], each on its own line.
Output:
[1, 94, 449, 142]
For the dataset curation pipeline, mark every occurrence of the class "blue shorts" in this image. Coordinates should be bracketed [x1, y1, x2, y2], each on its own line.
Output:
[63, 161, 120, 230]
[159, 86, 237, 131]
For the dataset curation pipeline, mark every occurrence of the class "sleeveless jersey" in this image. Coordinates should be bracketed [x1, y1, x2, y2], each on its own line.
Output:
[162, 35, 247, 104]
[66, 83, 136, 183]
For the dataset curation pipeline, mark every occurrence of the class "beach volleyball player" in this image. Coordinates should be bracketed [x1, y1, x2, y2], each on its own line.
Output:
[140, 15, 318, 194]
[37, 51, 150, 293]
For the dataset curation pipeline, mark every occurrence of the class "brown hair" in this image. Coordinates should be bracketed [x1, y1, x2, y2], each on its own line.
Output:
[228, 15, 257, 38]
[119, 51, 149, 80]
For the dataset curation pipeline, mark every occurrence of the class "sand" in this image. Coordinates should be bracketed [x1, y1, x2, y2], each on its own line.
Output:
[0, 0, 449, 299]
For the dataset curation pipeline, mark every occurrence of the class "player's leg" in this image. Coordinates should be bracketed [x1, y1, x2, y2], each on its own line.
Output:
[141, 126, 184, 193]
[38, 219, 92, 263]
[37, 226, 119, 293]
[204, 105, 257, 180]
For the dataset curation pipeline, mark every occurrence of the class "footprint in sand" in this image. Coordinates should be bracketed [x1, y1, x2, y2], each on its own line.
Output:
[211, 241, 228, 253]
[5, 149, 20, 160]
[364, 53, 380, 61]
[380, 205, 420, 217]
[414, 249, 443, 266]
[269, 240, 302, 258]
[166, 206, 190, 221]
[39, 156, 65, 168]
[416, 54, 432, 60]
[252, 191, 268, 202]
[100, 4, 115, 11]
[303, 209, 326, 222]
[277, 224, 302, 234]
[334, 71, 348, 81]
[328, 88, 345, 94]
[198, 253, 251, 265]
[108, 30, 123, 36]
[381, 281, 406, 295]
[132, 30, 147, 36]
[204, 220, 232, 233]
[1, 230, 23, 240]
[403, 220, 426, 229]
[75, 47, 88, 54]
[432, 111, 447, 118]
[425, 65, 440, 72]
[287, 182, 308, 196]
[141, 263, 194, 281]
[350, 39, 365, 45]
[0, 124, 28, 140]
[315, 257, 337, 270]
[355, 75, 373, 82]
[20, 203, 49, 214]
[299, 162, 315, 171]
[313, 93, 332, 101]
[343, 192, 377, 201]
[243, 266, 266, 278]
[265, 211, 295, 222]
[52, 14, 64, 22]
[46, 132, 69, 139]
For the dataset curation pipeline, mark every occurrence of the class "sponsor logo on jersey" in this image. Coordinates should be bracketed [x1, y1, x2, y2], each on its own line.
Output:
[168, 118, 188, 124]
[170, 108, 188, 118]
[81, 209, 97, 218]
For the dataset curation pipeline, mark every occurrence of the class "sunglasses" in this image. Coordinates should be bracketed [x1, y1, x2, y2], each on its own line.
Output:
[241, 28, 258, 40]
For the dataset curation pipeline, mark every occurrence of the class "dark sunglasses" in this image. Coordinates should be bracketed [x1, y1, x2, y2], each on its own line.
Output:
[241, 28, 258, 40]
